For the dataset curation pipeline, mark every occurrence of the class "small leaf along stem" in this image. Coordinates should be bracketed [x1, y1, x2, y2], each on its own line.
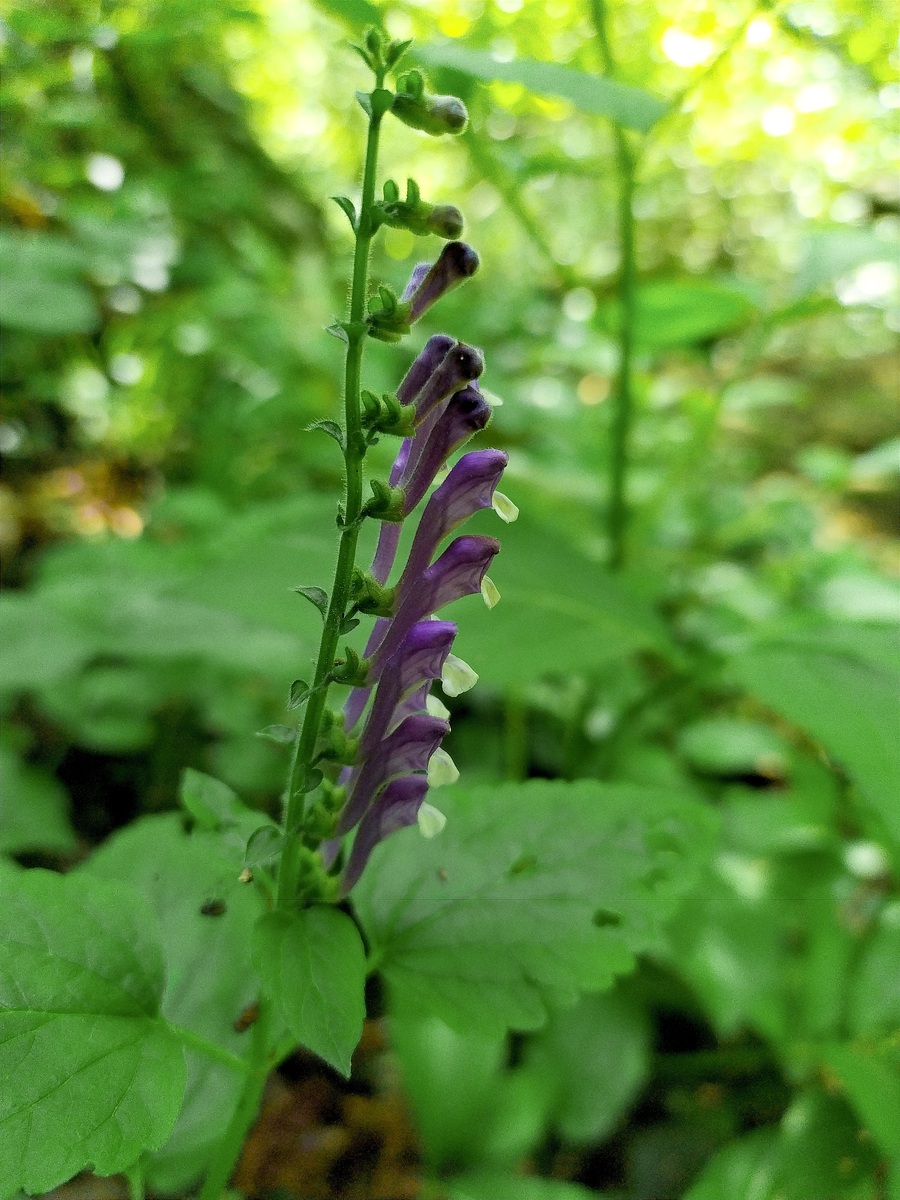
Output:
[590, 0, 638, 571]
[276, 67, 388, 908]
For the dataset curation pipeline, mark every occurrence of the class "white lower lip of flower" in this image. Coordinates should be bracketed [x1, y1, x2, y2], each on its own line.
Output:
[481, 575, 500, 608]
[417, 801, 447, 838]
[427, 746, 459, 787]
[441, 652, 478, 697]
[426, 693, 451, 720]
[491, 491, 519, 523]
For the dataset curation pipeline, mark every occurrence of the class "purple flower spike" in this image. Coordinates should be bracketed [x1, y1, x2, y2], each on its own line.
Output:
[336, 712, 449, 836]
[396, 333, 455, 406]
[396, 450, 508, 604]
[406, 242, 480, 322]
[370, 534, 500, 676]
[340, 774, 429, 894]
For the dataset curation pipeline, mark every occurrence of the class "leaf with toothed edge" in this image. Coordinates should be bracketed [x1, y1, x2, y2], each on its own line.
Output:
[353, 780, 715, 1035]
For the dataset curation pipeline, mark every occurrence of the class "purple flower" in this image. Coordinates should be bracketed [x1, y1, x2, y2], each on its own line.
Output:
[359, 620, 457, 755]
[336, 711, 449, 837]
[396, 450, 508, 605]
[370, 534, 500, 676]
[396, 334, 456, 405]
[403, 242, 480, 323]
[340, 774, 429, 893]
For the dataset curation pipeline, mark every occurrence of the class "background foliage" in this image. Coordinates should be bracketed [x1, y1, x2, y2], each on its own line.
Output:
[1, 0, 898, 1196]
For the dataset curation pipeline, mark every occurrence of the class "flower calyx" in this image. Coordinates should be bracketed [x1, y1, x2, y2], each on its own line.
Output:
[361, 389, 417, 439]
[366, 285, 411, 343]
[316, 709, 360, 766]
[349, 567, 396, 617]
[375, 178, 464, 241]
[362, 478, 406, 523]
[330, 643, 370, 687]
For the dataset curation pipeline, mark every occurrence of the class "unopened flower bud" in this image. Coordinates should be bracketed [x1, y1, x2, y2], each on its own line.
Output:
[406, 242, 480, 322]
[427, 204, 464, 239]
[392, 88, 469, 137]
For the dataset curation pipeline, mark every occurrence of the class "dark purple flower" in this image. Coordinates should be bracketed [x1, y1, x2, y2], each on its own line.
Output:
[370, 534, 500, 677]
[340, 774, 429, 893]
[336, 712, 449, 836]
[403, 242, 480, 323]
[359, 620, 456, 755]
[401, 384, 493, 511]
[396, 333, 455, 406]
[396, 450, 508, 605]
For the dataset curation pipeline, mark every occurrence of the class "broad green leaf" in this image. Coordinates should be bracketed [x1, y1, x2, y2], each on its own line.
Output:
[449, 1175, 598, 1200]
[180, 767, 247, 830]
[452, 514, 674, 688]
[353, 780, 715, 1034]
[0, 870, 185, 1195]
[729, 635, 900, 851]
[0, 742, 77, 854]
[822, 1043, 900, 1157]
[523, 989, 651, 1144]
[772, 1087, 881, 1200]
[416, 44, 668, 133]
[83, 815, 266, 1193]
[253, 907, 366, 1077]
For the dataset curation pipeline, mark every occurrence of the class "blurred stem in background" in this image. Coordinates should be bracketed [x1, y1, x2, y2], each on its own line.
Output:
[590, 0, 638, 570]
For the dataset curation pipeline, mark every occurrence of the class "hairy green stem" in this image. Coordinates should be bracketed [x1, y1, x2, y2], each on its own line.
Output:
[590, 0, 638, 570]
[277, 82, 385, 908]
[196, 1000, 273, 1200]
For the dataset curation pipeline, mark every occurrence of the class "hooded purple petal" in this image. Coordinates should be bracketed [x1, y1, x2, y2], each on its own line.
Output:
[370, 534, 500, 677]
[396, 333, 456, 407]
[396, 450, 508, 606]
[340, 774, 429, 894]
[336, 711, 449, 836]
[360, 620, 456, 756]
[402, 384, 493, 512]
[406, 241, 480, 322]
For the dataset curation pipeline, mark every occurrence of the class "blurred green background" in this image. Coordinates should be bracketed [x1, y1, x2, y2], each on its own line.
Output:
[1, 0, 898, 1196]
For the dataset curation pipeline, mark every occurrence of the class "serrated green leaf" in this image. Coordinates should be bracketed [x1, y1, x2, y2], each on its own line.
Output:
[293, 585, 329, 618]
[82, 815, 266, 1194]
[252, 908, 366, 1076]
[415, 43, 667, 133]
[0, 870, 185, 1195]
[353, 780, 714, 1034]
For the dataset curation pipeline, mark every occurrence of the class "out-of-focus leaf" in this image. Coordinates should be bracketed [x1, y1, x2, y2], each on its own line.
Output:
[354, 780, 714, 1034]
[0, 742, 77, 854]
[822, 1043, 900, 1157]
[416, 43, 668, 133]
[524, 989, 651, 1144]
[82, 815, 265, 1193]
[604, 278, 758, 349]
[452, 514, 675, 688]
[677, 718, 788, 778]
[729, 632, 900, 851]
[793, 227, 896, 297]
[682, 1130, 779, 1200]
[847, 906, 900, 1037]
[313, 0, 383, 31]
[448, 1176, 598, 1200]
[0, 275, 99, 335]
